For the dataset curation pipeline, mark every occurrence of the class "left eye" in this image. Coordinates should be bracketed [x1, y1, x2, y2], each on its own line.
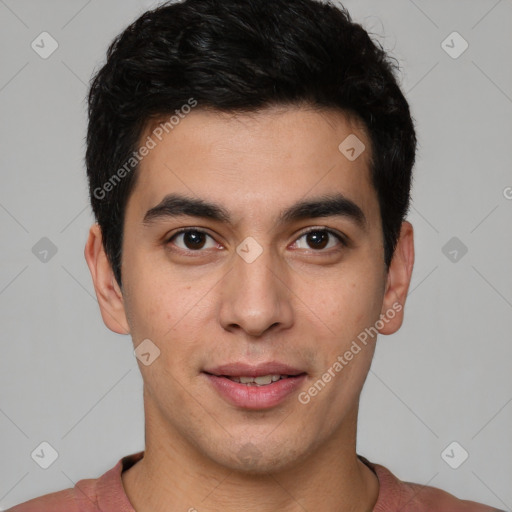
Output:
[293, 229, 345, 251]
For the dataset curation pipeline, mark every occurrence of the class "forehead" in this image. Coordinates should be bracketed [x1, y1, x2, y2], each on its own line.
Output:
[127, 106, 379, 229]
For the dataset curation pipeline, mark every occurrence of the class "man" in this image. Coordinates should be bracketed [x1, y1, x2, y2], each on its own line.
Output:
[8, 0, 502, 510]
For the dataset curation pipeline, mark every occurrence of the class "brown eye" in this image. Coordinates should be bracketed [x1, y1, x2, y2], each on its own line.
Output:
[169, 229, 217, 251]
[305, 231, 329, 249]
[294, 229, 345, 251]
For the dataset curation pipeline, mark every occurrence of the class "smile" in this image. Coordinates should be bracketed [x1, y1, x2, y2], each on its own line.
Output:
[225, 374, 289, 385]
[202, 363, 307, 409]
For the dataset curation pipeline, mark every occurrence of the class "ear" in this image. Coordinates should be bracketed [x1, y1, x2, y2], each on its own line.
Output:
[84, 223, 130, 335]
[378, 221, 415, 335]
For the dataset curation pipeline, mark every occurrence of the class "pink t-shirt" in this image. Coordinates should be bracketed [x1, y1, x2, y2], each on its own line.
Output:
[6, 451, 503, 511]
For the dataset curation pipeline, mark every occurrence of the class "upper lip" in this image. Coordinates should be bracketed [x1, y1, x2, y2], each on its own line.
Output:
[203, 362, 305, 377]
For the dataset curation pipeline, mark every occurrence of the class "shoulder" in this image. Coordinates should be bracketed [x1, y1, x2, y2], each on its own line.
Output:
[368, 460, 503, 512]
[6, 452, 143, 512]
[5, 478, 97, 512]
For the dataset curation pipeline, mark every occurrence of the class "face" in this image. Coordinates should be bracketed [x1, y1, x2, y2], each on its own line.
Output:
[86, 106, 413, 474]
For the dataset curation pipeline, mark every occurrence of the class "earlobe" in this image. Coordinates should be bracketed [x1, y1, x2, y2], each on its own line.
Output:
[84, 223, 130, 335]
[378, 221, 415, 335]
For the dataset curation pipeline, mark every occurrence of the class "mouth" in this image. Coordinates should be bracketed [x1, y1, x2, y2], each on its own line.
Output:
[202, 363, 307, 409]
[221, 374, 295, 385]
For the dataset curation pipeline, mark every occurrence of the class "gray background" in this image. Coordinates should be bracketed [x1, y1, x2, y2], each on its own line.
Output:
[0, 0, 511, 509]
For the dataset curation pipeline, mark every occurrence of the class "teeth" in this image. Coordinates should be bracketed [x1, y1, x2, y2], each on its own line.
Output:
[254, 375, 272, 385]
[227, 374, 286, 386]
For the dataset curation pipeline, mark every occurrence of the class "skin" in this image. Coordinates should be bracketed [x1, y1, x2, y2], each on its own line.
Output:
[85, 106, 414, 512]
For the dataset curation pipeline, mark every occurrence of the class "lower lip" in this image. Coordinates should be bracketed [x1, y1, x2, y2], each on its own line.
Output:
[204, 373, 307, 410]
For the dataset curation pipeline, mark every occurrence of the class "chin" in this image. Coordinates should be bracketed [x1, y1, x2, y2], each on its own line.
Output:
[210, 439, 307, 475]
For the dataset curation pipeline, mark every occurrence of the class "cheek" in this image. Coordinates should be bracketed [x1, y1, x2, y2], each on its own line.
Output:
[123, 244, 189, 327]
[122, 263, 189, 343]
[302, 268, 383, 344]
[124, 272, 214, 376]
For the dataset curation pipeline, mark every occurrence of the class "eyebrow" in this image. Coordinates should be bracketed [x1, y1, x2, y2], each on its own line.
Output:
[143, 192, 367, 231]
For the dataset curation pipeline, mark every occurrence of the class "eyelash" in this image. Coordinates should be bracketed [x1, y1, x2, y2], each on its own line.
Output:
[165, 227, 348, 254]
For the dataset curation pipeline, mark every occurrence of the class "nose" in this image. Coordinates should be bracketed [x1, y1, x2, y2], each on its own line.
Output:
[218, 242, 294, 338]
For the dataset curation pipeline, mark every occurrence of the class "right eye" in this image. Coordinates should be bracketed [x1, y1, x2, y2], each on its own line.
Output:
[167, 229, 220, 252]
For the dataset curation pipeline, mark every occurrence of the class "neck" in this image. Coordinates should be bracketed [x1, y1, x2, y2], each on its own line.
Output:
[122, 399, 379, 512]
